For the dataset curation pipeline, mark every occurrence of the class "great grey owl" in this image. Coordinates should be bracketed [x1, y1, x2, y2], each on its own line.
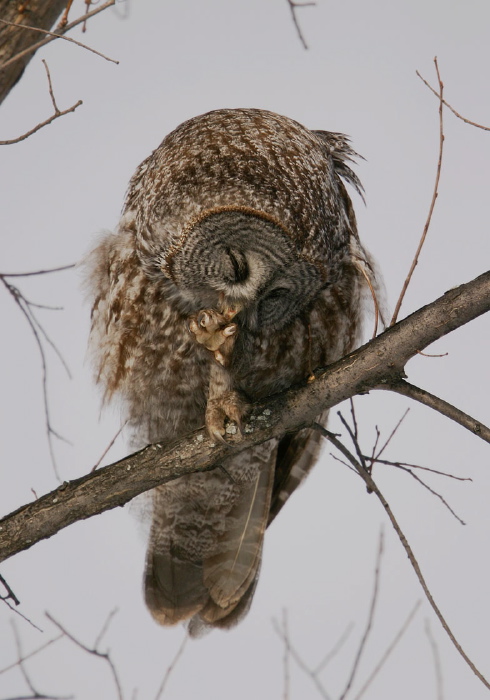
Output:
[85, 108, 377, 635]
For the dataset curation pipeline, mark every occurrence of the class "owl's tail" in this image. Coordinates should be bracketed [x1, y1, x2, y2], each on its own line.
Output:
[144, 442, 276, 634]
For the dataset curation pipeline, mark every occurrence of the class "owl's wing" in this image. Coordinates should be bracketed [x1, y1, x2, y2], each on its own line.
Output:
[268, 410, 329, 525]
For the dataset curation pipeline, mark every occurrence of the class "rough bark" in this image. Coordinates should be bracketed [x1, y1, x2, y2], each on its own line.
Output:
[0, 269, 489, 562]
[0, 0, 68, 105]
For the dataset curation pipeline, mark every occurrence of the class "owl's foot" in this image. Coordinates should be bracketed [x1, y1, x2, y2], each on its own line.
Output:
[188, 307, 238, 366]
[206, 391, 247, 444]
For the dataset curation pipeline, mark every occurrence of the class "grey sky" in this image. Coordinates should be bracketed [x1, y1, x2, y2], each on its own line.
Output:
[1, 1, 489, 698]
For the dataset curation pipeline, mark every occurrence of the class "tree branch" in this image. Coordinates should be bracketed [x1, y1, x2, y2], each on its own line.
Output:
[0, 270, 488, 563]
[381, 380, 490, 443]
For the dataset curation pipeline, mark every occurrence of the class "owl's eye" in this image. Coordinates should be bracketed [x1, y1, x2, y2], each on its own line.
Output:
[266, 287, 290, 300]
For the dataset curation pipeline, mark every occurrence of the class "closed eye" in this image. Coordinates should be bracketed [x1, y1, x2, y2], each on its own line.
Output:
[266, 287, 290, 300]
[226, 248, 249, 283]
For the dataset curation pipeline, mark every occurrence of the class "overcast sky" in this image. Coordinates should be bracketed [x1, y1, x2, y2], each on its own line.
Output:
[1, 1, 489, 698]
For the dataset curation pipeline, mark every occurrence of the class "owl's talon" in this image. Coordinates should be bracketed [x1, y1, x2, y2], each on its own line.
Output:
[205, 392, 247, 444]
[188, 308, 239, 362]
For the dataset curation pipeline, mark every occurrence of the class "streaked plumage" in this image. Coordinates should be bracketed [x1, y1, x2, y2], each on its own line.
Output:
[85, 108, 377, 635]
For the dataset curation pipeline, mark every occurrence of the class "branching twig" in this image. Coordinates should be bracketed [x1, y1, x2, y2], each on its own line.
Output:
[0, 18, 119, 65]
[0, 271, 489, 568]
[45, 612, 123, 700]
[338, 530, 384, 700]
[0, 0, 117, 73]
[352, 601, 421, 700]
[316, 427, 490, 690]
[0, 61, 82, 145]
[417, 70, 490, 132]
[382, 380, 490, 444]
[0, 573, 20, 606]
[391, 57, 445, 325]
[0, 268, 72, 479]
[0, 634, 63, 676]
[11, 620, 73, 700]
[272, 618, 332, 700]
[285, 0, 316, 50]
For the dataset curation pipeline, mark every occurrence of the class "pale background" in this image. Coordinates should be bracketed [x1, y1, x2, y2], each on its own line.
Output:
[1, 1, 489, 698]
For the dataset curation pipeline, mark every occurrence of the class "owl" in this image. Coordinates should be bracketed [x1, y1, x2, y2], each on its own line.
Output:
[85, 108, 377, 636]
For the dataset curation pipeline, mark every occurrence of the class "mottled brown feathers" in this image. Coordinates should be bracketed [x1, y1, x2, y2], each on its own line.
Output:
[85, 108, 377, 635]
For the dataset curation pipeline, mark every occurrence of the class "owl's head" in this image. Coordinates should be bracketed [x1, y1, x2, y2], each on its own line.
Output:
[165, 209, 326, 332]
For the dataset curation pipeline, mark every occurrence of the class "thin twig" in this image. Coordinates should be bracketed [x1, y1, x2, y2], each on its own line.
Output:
[372, 409, 410, 461]
[0, 634, 63, 675]
[390, 464, 465, 525]
[0, 573, 20, 605]
[282, 609, 290, 700]
[1, 276, 64, 479]
[94, 607, 119, 649]
[314, 623, 354, 674]
[91, 424, 126, 472]
[46, 612, 124, 700]
[11, 620, 73, 700]
[338, 530, 384, 700]
[417, 70, 490, 132]
[366, 456, 471, 482]
[382, 380, 490, 444]
[0, 0, 117, 72]
[285, 0, 316, 50]
[154, 634, 189, 700]
[391, 57, 445, 325]
[352, 601, 421, 700]
[318, 428, 490, 690]
[0, 18, 118, 65]
[1, 265, 75, 278]
[272, 619, 332, 700]
[425, 619, 444, 700]
[0, 61, 82, 145]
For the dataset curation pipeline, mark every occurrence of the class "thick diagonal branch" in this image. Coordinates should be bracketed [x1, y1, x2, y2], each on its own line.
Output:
[0, 270, 489, 563]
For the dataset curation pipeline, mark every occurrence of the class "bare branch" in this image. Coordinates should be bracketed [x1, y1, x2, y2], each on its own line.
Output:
[0, 61, 82, 145]
[425, 619, 445, 700]
[0, 572, 20, 605]
[382, 380, 490, 444]
[153, 634, 188, 700]
[0, 18, 119, 65]
[91, 423, 126, 472]
[313, 622, 354, 674]
[317, 424, 490, 690]
[417, 70, 490, 132]
[0, 0, 116, 73]
[0, 265, 75, 278]
[272, 618, 332, 700]
[94, 607, 119, 649]
[285, 0, 316, 50]
[352, 601, 421, 700]
[45, 612, 123, 700]
[0, 271, 71, 479]
[1, 269, 489, 564]
[391, 57, 445, 325]
[281, 609, 291, 700]
[338, 530, 384, 700]
[11, 620, 73, 700]
[0, 634, 63, 676]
